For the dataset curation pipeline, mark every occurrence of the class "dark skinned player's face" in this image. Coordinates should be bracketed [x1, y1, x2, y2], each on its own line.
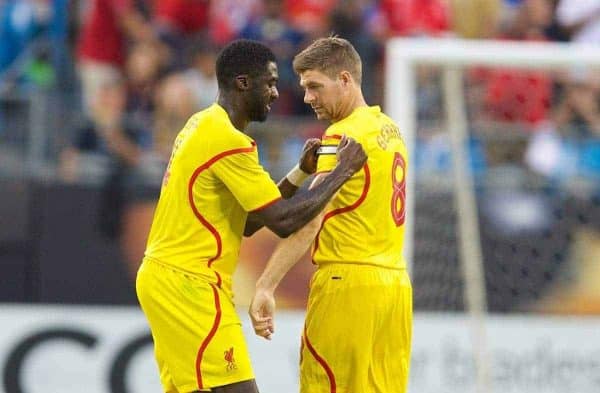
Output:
[248, 61, 279, 122]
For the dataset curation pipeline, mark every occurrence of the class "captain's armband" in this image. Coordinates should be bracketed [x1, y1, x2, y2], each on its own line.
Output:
[316, 145, 337, 155]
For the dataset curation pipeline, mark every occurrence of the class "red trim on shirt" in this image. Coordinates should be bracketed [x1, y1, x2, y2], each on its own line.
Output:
[312, 163, 371, 259]
[304, 325, 336, 393]
[196, 284, 222, 390]
[250, 196, 282, 213]
[188, 143, 256, 268]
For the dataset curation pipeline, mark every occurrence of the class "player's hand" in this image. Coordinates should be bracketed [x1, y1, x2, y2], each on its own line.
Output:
[249, 289, 276, 340]
[298, 138, 321, 174]
[336, 134, 367, 174]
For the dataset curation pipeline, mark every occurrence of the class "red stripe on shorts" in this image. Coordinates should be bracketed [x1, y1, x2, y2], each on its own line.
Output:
[195, 284, 222, 389]
[303, 325, 336, 393]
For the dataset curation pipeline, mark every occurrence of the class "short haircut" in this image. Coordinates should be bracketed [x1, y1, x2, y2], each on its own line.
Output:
[293, 37, 362, 84]
[215, 39, 276, 90]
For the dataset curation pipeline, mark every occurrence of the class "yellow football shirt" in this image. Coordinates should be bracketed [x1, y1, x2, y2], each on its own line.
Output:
[144, 104, 282, 292]
[313, 105, 408, 269]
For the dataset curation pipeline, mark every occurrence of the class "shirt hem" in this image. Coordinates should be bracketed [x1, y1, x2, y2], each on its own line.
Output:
[249, 195, 282, 212]
[315, 260, 407, 271]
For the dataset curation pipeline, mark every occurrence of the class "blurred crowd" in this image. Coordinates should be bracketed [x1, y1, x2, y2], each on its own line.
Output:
[0, 0, 598, 180]
[0, 0, 599, 301]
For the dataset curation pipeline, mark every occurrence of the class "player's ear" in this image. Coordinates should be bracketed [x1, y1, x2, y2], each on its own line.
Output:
[339, 71, 352, 86]
[235, 75, 250, 91]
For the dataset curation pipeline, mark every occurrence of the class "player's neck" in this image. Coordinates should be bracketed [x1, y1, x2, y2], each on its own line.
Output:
[217, 94, 250, 131]
[333, 91, 367, 123]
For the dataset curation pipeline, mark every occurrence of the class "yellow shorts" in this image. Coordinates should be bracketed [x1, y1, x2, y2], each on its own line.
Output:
[300, 263, 412, 393]
[136, 258, 254, 392]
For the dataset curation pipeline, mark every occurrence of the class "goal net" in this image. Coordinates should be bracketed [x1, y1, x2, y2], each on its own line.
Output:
[386, 38, 600, 393]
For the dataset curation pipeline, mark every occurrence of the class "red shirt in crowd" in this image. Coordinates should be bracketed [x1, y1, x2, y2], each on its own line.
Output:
[380, 0, 449, 36]
[209, 0, 260, 44]
[284, 0, 337, 33]
[154, 0, 209, 34]
[481, 68, 552, 125]
[473, 36, 552, 125]
[77, 0, 134, 66]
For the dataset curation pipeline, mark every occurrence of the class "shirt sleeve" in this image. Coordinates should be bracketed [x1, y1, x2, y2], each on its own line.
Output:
[315, 127, 343, 174]
[211, 148, 282, 212]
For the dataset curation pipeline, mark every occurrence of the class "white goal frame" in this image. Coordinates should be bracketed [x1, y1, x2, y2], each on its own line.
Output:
[385, 38, 600, 393]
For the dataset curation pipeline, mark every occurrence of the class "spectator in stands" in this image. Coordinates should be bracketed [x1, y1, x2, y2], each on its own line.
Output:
[0, 0, 57, 88]
[240, 0, 306, 114]
[125, 41, 166, 132]
[552, 76, 600, 137]
[379, 0, 451, 38]
[59, 77, 154, 280]
[209, 0, 260, 45]
[556, 0, 600, 44]
[470, 0, 554, 127]
[153, 0, 209, 38]
[180, 40, 218, 111]
[543, 0, 571, 41]
[525, 1, 600, 317]
[556, 0, 600, 143]
[327, 1, 382, 104]
[526, 72, 600, 178]
[284, 0, 337, 37]
[526, 0, 600, 178]
[450, 0, 502, 39]
[375, 0, 453, 142]
[152, 0, 209, 69]
[0, 1, 49, 71]
[76, 0, 156, 114]
[152, 72, 197, 160]
[461, 0, 555, 171]
[364, 0, 453, 130]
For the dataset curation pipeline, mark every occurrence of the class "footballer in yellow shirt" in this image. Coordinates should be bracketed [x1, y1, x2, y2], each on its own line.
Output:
[250, 37, 412, 393]
[136, 40, 368, 393]
[144, 103, 282, 296]
[312, 106, 408, 270]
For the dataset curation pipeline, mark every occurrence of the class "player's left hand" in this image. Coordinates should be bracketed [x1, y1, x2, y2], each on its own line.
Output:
[249, 289, 276, 340]
[298, 138, 321, 174]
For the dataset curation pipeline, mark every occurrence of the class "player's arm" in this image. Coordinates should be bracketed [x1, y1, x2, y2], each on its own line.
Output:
[249, 174, 329, 339]
[278, 138, 320, 198]
[244, 138, 320, 236]
[251, 135, 365, 238]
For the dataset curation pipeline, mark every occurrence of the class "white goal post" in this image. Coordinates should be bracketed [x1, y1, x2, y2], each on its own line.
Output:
[385, 38, 600, 393]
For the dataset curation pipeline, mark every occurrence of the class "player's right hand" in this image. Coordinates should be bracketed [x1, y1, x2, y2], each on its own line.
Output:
[336, 134, 368, 173]
[298, 138, 321, 174]
[249, 289, 276, 340]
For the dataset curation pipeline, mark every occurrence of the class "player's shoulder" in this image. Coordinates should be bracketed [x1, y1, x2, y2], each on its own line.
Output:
[321, 115, 360, 143]
[189, 104, 255, 152]
[377, 110, 400, 130]
[321, 124, 345, 146]
[358, 105, 397, 130]
[322, 106, 388, 144]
